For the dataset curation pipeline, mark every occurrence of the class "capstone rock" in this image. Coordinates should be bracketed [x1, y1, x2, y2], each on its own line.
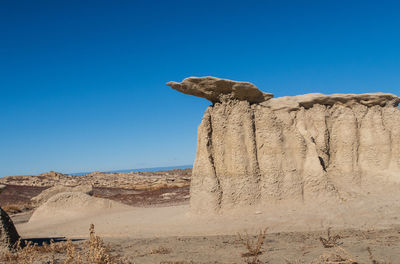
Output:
[167, 76, 273, 104]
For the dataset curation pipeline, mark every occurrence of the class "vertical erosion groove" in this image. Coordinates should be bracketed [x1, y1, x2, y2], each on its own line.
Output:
[250, 107, 262, 201]
[324, 108, 331, 169]
[355, 106, 368, 177]
[318, 156, 327, 171]
[380, 108, 392, 166]
[206, 112, 223, 208]
[293, 111, 305, 202]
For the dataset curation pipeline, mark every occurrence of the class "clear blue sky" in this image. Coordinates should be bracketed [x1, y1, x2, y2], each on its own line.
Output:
[1, 0, 399, 177]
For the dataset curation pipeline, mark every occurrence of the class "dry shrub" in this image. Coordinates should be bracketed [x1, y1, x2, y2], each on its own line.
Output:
[0, 224, 132, 264]
[319, 228, 342, 248]
[1, 239, 64, 263]
[85, 223, 113, 263]
[237, 228, 268, 264]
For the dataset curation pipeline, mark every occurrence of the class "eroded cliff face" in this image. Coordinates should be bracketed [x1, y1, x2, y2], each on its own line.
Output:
[168, 77, 400, 213]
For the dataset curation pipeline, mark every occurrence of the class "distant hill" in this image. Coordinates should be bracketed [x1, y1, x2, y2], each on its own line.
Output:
[69, 165, 193, 176]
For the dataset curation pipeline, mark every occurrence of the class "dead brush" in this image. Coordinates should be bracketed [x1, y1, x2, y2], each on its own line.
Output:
[236, 228, 268, 264]
[319, 227, 342, 248]
[63, 223, 132, 263]
[0, 224, 132, 264]
[84, 223, 124, 264]
[0, 238, 69, 264]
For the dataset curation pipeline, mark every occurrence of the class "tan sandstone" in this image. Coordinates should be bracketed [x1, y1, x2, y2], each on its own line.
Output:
[31, 184, 94, 206]
[167, 77, 400, 213]
[29, 192, 131, 224]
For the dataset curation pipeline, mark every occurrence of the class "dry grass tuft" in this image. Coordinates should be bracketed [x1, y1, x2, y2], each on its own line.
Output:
[319, 228, 342, 248]
[237, 228, 268, 264]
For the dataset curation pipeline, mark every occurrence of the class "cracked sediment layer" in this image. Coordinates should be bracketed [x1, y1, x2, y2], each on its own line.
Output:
[168, 77, 400, 213]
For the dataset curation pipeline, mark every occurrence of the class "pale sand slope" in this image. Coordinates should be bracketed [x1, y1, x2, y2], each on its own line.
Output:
[17, 184, 400, 239]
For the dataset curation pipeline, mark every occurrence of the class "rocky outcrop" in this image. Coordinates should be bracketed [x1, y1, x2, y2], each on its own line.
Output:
[29, 192, 131, 224]
[31, 185, 94, 206]
[0, 169, 191, 190]
[167, 77, 400, 213]
[0, 207, 20, 253]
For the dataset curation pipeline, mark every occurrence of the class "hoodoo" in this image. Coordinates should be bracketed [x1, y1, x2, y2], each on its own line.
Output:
[167, 77, 400, 213]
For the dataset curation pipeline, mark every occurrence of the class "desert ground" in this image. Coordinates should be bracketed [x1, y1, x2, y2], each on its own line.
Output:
[0, 169, 400, 263]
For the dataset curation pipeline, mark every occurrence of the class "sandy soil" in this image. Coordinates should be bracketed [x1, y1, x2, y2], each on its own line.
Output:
[3, 182, 400, 262]
[103, 227, 400, 263]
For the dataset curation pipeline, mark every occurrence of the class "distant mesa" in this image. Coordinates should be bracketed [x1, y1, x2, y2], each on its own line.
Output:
[167, 76, 400, 213]
[39, 171, 68, 178]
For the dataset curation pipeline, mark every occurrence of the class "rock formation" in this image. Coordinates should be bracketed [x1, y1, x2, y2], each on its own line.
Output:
[31, 184, 94, 206]
[167, 76, 400, 213]
[167, 76, 273, 104]
[29, 192, 131, 224]
[0, 207, 20, 253]
[0, 169, 191, 190]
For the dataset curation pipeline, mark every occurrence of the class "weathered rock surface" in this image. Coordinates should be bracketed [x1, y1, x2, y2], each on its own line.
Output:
[167, 76, 273, 104]
[31, 184, 94, 206]
[168, 76, 400, 213]
[0, 207, 20, 253]
[29, 192, 131, 224]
